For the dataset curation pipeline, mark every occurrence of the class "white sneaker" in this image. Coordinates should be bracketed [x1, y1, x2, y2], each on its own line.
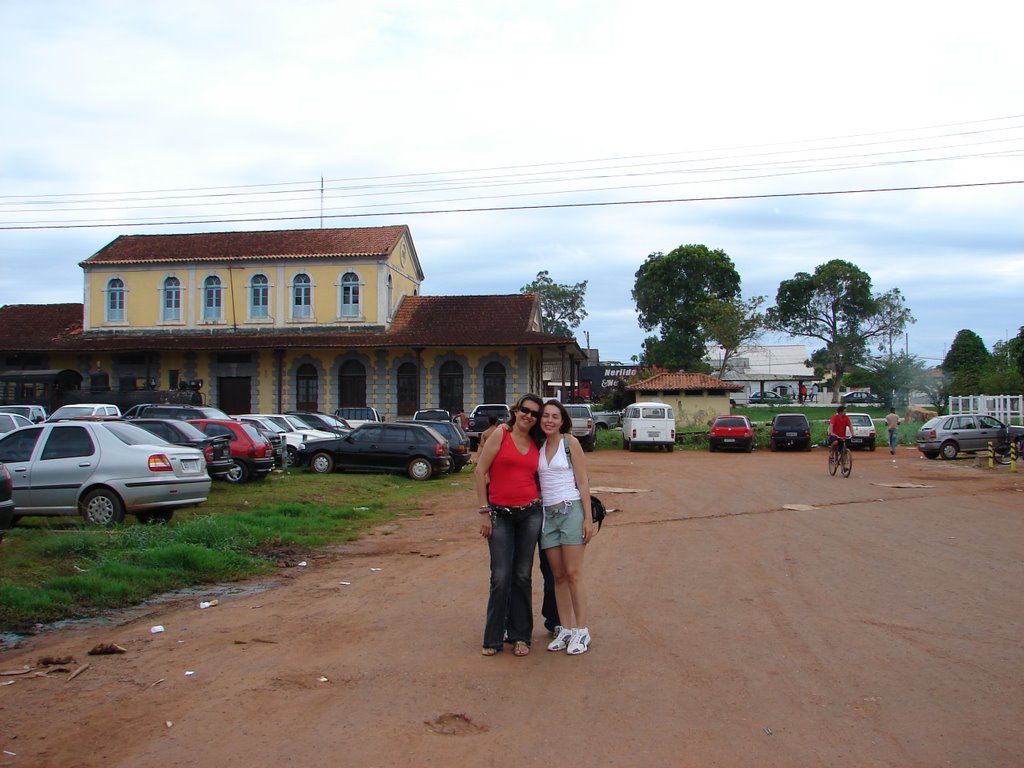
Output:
[567, 627, 591, 655]
[547, 626, 573, 652]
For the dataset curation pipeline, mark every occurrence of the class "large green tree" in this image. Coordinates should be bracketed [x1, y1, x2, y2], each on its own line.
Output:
[766, 260, 914, 401]
[942, 329, 990, 394]
[521, 270, 588, 337]
[632, 244, 741, 370]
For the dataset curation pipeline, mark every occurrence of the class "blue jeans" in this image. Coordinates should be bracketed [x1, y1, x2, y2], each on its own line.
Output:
[888, 428, 898, 453]
[484, 503, 543, 649]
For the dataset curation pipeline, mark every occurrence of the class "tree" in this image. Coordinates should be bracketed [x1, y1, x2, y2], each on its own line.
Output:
[766, 260, 914, 401]
[942, 329, 990, 395]
[704, 296, 767, 377]
[632, 244, 741, 370]
[860, 352, 930, 407]
[520, 271, 588, 337]
[979, 336, 1024, 395]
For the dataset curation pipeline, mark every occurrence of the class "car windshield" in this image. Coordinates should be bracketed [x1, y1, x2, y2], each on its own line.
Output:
[172, 421, 210, 439]
[848, 415, 873, 426]
[103, 421, 172, 445]
[714, 417, 747, 428]
[52, 406, 97, 418]
[774, 416, 807, 427]
[240, 424, 265, 442]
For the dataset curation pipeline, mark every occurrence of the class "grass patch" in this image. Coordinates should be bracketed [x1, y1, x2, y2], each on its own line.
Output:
[0, 468, 464, 631]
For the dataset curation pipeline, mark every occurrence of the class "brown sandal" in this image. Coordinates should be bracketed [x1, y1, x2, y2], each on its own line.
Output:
[513, 640, 530, 657]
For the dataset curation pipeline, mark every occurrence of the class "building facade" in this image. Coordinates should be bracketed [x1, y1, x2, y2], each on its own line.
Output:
[1, 226, 584, 418]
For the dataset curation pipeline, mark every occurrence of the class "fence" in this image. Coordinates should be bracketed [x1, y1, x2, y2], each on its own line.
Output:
[948, 395, 1024, 425]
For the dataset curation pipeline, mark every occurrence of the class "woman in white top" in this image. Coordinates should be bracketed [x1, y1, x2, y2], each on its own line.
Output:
[537, 399, 596, 654]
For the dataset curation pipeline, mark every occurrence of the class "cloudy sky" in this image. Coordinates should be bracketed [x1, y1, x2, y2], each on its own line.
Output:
[2, 1, 1022, 366]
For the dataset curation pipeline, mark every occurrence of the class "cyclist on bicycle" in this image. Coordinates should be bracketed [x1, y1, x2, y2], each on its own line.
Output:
[828, 405, 853, 458]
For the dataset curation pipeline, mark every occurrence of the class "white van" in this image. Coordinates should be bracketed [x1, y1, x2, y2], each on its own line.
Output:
[622, 401, 675, 452]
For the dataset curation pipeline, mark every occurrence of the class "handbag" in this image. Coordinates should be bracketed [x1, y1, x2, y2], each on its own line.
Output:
[562, 435, 606, 530]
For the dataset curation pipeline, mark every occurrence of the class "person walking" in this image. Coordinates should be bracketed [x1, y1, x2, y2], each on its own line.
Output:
[537, 399, 596, 655]
[474, 394, 544, 657]
[885, 407, 901, 454]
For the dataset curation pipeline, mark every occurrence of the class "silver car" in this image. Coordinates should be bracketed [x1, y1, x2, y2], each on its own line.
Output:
[0, 421, 211, 525]
[0, 412, 33, 435]
[916, 413, 1011, 460]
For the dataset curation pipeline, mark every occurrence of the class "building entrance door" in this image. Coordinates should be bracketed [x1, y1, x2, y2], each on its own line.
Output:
[218, 376, 251, 414]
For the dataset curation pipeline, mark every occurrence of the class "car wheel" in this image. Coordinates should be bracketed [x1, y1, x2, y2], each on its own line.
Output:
[285, 446, 297, 467]
[803, 441, 812, 452]
[79, 488, 125, 526]
[868, 440, 876, 452]
[224, 460, 249, 483]
[407, 457, 432, 481]
[136, 510, 173, 524]
[310, 452, 335, 474]
[621, 438, 629, 451]
[627, 440, 636, 452]
[583, 438, 595, 453]
[709, 443, 716, 452]
[769, 439, 777, 452]
[745, 442, 753, 453]
[940, 441, 960, 460]
[922, 451, 939, 460]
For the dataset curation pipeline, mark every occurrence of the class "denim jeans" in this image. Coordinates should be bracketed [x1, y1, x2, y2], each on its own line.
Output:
[888, 428, 898, 452]
[484, 503, 542, 649]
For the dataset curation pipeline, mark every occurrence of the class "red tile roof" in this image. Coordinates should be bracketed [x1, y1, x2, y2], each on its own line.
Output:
[0, 304, 84, 351]
[0, 295, 579, 353]
[81, 226, 413, 266]
[626, 372, 742, 392]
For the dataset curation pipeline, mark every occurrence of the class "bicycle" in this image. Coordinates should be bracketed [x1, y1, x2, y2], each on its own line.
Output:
[828, 438, 853, 477]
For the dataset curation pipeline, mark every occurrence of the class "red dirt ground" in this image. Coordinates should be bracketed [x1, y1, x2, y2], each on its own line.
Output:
[2, 446, 1022, 767]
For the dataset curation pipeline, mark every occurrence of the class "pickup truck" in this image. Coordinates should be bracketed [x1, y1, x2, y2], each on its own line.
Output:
[467, 403, 511, 449]
[592, 409, 621, 430]
[564, 403, 597, 452]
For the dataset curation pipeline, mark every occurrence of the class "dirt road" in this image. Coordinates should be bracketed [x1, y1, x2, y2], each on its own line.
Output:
[2, 447, 1022, 767]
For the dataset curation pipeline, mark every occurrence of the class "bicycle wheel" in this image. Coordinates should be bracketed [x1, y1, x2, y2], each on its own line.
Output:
[828, 449, 839, 476]
[993, 441, 1011, 465]
[841, 448, 853, 477]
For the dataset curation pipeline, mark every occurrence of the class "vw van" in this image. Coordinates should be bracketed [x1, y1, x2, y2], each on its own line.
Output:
[621, 402, 675, 452]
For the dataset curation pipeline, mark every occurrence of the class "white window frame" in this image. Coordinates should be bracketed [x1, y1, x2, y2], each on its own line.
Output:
[291, 272, 313, 320]
[339, 271, 361, 319]
[162, 276, 182, 322]
[106, 278, 126, 323]
[203, 275, 223, 322]
[249, 273, 270, 321]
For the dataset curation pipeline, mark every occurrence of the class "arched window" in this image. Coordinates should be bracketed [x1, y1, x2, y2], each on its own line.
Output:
[483, 361, 507, 404]
[250, 274, 269, 319]
[296, 363, 318, 411]
[396, 362, 418, 416]
[439, 360, 464, 414]
[340, 272, 360, 318]
[339, 360, 367, 407]
[106, 278, 125, 322]
[292, 273, 312, 319]
[203, 276, 222, 321]
[162, 277, 181, 322]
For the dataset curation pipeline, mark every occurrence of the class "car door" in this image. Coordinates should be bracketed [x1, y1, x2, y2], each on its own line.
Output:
[29, 425, 99, 513]
[338, 425, 385, 469]
[952, 415, 979, 451]
[976, 415, 1006, 450]
[0, 426, 45, 507]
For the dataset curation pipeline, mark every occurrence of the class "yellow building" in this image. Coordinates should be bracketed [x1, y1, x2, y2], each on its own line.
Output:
[625, 372, 742, 428]
[1, 225, 585, 417]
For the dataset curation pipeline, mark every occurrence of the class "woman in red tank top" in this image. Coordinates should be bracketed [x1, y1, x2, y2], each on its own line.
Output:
[474, 393, 544, 657]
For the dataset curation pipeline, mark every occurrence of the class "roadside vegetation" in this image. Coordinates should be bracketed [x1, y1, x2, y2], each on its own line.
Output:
[0, 470, 464, 632]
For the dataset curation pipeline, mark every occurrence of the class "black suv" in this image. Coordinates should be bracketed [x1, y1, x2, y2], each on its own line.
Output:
[769, 413, 812, 451]
[127, 404, 231, 421]
[397, 418, 471, 472]
[294, 422, 451, 480]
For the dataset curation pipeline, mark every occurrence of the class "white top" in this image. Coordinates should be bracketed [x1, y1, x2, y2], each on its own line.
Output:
[538, 436, 582, 506]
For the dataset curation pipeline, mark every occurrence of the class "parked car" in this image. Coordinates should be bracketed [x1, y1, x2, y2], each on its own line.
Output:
[769, 413, 812, 451]
[915, 413, 1018, 460]
[285, 411, 351, 436]
[396, 417, 471, 472]
[188, 419, 275, 483]
[0, 413, 33, 435]
[842, 390, 883, 405]
[125, 404, 231, 421]
[49, 403, 122, 420]
[466, 404, 511, 449]
[333, 406, 384, 428]
[413, 408, 452, 422]
[0, 462, 14, 542]
[294, 422, 451, 480]
[621, 402, 675, 452]
[749, 391, 791, 405]
[592, 409, 621, 430]
[708, 415, 754, 452]
[847, 412, 877, 451]
[235, 414, 336, 467]
[131, 418, 235, 479]
[563, 403, 597, 452]
[0, 404, 48, 423]
[0, 420, 210, 525]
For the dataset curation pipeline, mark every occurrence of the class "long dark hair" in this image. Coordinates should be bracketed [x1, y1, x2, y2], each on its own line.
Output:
[541, 399, 572, 435]
[509, 393, 543, 442]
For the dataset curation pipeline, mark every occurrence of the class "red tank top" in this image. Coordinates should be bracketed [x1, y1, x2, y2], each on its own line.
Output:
[488, 428, 540, 506]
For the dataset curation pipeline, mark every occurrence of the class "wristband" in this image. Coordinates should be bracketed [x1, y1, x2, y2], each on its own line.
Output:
[478, 505, 491, 514]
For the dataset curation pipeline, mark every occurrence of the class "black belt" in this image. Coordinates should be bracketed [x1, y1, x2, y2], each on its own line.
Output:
[488, 499, 541, 515]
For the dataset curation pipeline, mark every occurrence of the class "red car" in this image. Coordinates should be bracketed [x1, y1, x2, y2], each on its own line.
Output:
[708, 415, 755, 453]
[188, 419, 275, 483]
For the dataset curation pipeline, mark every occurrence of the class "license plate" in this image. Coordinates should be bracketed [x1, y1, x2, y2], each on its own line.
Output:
[181, 459, 200, 472]
[786, 432, 797, 437]
[724, 438, 735, 443]
[646, 431, 660, 437]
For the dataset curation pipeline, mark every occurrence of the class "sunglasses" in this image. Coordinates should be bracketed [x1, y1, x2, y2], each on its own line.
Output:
[517, 405, 540, 419]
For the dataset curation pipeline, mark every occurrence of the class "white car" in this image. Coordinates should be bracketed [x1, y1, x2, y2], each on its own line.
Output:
[236, 414, 337, 465]
[49, 403, 122, 420]
[0, 420, 210, 525]
[846, 412, 877, 451]
[0, 412, 33, 435]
